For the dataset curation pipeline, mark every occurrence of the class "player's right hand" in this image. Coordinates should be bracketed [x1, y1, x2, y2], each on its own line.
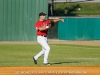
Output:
[60, 19, 64, 22]
[45, 25, 51, 29]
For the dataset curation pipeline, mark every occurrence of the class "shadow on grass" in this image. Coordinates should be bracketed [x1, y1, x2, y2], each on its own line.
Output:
[52, 61, 79, 65]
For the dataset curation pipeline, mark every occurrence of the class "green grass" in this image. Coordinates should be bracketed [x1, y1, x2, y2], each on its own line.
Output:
[54, 3, 100, 15]
[0, 44, 100, 67]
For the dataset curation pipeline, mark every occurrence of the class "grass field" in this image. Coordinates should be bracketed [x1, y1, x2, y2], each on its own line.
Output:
[0, 44, 100, 67]
[54, 3, 100, 15]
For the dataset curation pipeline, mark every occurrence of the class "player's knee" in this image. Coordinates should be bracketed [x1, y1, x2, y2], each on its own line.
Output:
[42, 50, 45, 54]
[46, 46, 50, 51]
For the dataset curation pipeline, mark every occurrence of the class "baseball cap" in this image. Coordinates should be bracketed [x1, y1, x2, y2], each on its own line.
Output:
[39, 12, 47, 16]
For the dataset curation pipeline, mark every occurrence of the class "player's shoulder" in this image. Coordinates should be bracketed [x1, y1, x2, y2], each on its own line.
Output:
[36, 21, 41, 25]
[45, 19, 51, 23]
[36, 20, 40, 23]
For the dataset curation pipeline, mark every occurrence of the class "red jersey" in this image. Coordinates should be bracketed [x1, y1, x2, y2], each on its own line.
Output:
[35, 20, 51, 36]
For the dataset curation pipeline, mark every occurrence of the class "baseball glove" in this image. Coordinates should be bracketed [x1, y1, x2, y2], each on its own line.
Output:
[50, 20, 55, 27]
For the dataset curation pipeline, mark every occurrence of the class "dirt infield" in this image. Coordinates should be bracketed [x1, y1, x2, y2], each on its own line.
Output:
[0, 67, 100, 75]
[0, 40, 100, 46]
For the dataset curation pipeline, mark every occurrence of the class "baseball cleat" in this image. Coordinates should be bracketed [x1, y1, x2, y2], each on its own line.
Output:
[33, 57, 37, 64]
[44, 63, 52, 65]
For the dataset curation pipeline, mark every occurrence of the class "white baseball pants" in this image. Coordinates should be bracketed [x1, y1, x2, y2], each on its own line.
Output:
[34, 36, 50, 64]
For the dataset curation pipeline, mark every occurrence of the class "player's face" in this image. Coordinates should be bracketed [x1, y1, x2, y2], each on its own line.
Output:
[40, 15, 46, 20]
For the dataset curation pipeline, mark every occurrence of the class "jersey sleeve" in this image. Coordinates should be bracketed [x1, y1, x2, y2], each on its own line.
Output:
[46, 20, 51, 24]
[35, 22, 41, 30]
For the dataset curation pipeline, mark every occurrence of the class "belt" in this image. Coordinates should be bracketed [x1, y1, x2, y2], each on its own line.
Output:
[38, 35, 47, 37]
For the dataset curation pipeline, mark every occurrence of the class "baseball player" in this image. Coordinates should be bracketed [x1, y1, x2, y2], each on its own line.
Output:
[33, 12, 64, 65]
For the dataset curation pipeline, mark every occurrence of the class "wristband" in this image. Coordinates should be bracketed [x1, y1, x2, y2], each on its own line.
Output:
[46, 26, 49, 28]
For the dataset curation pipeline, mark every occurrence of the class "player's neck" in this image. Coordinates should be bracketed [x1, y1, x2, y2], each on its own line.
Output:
[39, 19, 45, 21]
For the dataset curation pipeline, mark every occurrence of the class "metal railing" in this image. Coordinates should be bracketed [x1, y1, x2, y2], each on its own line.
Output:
[49, 0, 100, 3]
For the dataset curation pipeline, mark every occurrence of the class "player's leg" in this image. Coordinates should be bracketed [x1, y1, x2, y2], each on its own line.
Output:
[34, 47, 45, 60]
[33, 36, 50, 64]
[43, 37, 50, 64]
[34, 36, 46, 60]
[37, 36, 50, 64]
